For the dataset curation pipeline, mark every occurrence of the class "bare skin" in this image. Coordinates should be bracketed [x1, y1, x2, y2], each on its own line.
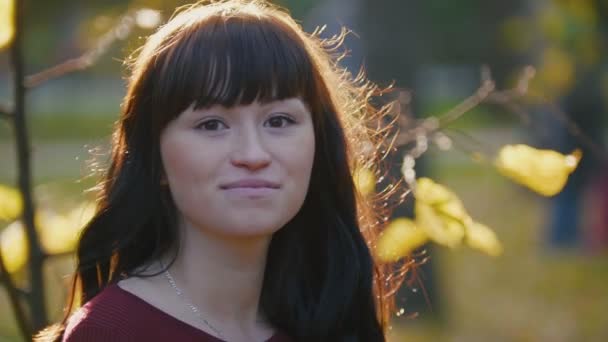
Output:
[117, 228, 274, 342]
[119, 98, 315, 341]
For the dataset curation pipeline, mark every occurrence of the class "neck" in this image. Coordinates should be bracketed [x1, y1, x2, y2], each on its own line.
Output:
[161, 219, 273, 331]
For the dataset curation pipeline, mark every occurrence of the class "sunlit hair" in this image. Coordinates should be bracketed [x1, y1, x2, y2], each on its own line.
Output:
[36, 1, 408, 340]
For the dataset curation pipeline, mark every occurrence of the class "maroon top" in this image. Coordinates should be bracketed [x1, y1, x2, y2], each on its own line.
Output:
[63, 284, 292, 341]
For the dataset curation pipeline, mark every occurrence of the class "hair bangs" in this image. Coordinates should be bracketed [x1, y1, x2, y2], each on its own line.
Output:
[154, 14, 316, 119]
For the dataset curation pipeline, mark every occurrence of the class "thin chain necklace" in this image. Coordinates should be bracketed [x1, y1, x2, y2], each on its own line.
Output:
[162, 266, 226, 340]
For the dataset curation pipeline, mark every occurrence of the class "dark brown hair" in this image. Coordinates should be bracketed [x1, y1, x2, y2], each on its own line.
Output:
[36, 1, 407, 341]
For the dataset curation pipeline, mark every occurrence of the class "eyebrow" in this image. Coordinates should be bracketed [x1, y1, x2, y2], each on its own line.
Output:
[263, 99, 309, 114]
[186, 99, 310, 119]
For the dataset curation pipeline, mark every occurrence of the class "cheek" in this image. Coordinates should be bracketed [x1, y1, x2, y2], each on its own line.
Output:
[160, 138, 196, 182]
[160, 134, 217, 206]
[282, 127, 316, 192]
[300, 136, 316, 181]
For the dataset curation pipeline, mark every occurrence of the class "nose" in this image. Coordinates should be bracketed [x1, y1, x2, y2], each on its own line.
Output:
[230, 126, 271, 171]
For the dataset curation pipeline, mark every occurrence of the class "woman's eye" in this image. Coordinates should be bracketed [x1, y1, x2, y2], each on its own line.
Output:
[196, 119, 228, 131]
[265, 115, 295, 128]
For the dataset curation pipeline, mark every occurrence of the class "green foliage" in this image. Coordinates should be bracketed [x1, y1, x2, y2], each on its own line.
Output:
[501, 0, 606, 99]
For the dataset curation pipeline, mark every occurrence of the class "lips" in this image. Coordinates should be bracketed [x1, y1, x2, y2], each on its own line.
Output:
[219, 179, 281, 190]
[220, 179, 280, 199]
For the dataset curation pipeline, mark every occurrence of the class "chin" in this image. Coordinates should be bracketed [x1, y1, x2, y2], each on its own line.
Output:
[217, 215, 289, 237]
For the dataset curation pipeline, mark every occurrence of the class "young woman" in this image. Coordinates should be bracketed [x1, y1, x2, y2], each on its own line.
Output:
[37, 1, 405, 341]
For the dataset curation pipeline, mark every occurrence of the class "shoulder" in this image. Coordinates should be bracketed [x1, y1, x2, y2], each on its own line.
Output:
[63, 282, 216, 341]
[63, 284, 141, 341]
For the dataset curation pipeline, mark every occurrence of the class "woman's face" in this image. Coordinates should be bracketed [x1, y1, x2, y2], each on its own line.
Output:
[160, 98, 315, 237]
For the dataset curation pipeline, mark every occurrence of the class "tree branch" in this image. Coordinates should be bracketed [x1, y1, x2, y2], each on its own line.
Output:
[0, 255, 33, 341]
[25, 12, 139, 88]
[10, 0, 48, 332]
[395, 64, 607, 164]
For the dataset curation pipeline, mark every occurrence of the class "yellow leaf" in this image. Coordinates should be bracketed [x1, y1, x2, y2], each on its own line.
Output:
[376, 218, 428, 262]
[0, 221, 29, 273]
[412, 178, 469, 247]
[415, 202, 465, 248]
[403, 178, 505, 255]
[0, 184, 22, 221]
[38, 203, 93, 255]
[37, 211, 72, 255]
[0, 0, 14, 49]
[465, 221, 503, 256]
[495, 144, 581, 196]
[414, 177, 453, 205]
[0, 202, 94, 273]
[353, 167, 376, 196]
[414, 178, 468, 221]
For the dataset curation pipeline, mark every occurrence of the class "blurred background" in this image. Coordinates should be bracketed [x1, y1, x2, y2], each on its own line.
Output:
[1, 0, 607, 341]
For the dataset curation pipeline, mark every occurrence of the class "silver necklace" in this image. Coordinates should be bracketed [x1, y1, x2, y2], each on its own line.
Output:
[162, 267, 226, 340]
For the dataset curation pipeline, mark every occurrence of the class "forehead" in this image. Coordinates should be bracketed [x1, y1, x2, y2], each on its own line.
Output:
[181, 98, 311, 118]
[150, 13, 318, 124]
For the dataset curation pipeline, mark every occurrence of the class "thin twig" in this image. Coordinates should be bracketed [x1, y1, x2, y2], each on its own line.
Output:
[485, 91, 531, 125]
[394, 65, 607, 163]
[523, 91, 607, 162]
[25, 12, 139, 88]
[441, 127, 494, 158]
[438, 80, 496, 126]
